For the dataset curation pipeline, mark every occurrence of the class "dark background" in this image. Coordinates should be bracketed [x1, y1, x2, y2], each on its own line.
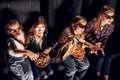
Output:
[0, 0, 120, 80]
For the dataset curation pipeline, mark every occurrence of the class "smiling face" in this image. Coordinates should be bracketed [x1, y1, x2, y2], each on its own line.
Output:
[34, 24, 46, 37]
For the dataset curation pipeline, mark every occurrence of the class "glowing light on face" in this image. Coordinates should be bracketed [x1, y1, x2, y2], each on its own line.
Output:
[35, 24, 46, 37]
[35, 27, 45, 31]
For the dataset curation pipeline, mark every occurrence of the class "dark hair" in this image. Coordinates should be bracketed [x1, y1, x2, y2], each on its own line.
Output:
[71, 15, 87, 24]
[70, 15, 87, 29]
[5, 19, 21, 29]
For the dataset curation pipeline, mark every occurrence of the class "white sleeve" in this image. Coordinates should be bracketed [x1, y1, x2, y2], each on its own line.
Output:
[8, 50, 24, 57]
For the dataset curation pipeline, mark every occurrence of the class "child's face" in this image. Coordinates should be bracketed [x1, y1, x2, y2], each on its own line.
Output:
[74, 20, 86, 35]
[35, 24, 45, 37]
[7, 22, 23, 37]
[103, 11, 114, 25]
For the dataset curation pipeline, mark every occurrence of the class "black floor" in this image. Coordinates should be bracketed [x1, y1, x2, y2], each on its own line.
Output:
[49, 55, 120, 80]
[0, 55, 120, 80]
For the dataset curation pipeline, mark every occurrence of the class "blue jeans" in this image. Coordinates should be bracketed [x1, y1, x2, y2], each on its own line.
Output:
[96, 52, 112, 75]
[9, 58, 33, 80]
[30, 61, 54, 80]
[63, 56, 90, 80]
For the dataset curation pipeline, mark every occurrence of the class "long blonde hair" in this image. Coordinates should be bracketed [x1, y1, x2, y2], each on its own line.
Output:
[70, 15, 87, 34]
[28, 16, 47, 36]
[92, 5, 114, 32]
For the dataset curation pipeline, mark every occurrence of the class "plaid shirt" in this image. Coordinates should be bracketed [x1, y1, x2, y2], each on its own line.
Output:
[85, 18, 114, 48]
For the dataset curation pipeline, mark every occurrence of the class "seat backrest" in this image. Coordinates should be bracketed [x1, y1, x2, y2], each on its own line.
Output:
[0, 0, 41, 24]
[0, 0, 41, 75]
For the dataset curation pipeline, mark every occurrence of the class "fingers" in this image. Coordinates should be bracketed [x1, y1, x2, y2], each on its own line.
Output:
[27, 52, 39, 61]
[29, 54, 39, 61]
[95, 42, 103, 48]
[43, 47, 51, 54]
[90, 47, 96, 53]
[95, 42, 103, 45]
[101, 49, 105, 56]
